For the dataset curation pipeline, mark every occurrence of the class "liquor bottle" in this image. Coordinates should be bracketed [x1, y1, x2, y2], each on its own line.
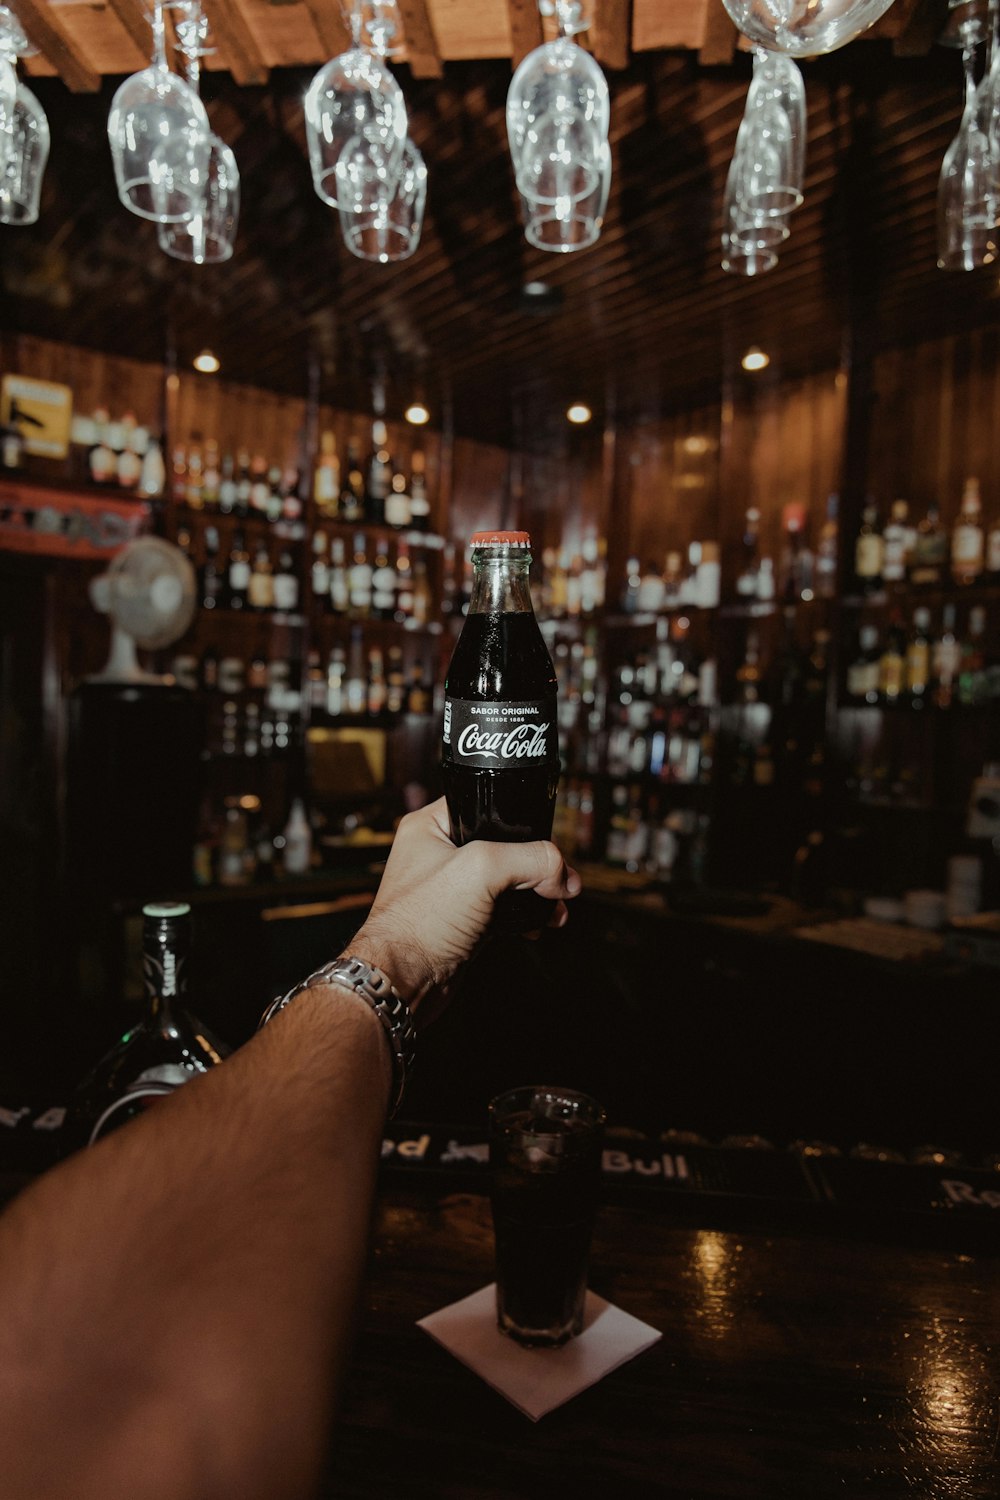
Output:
[371, 540, 396, 619]
[138, 438, 166, 499]
[281, 465, 303, 523]
[365, 419, 393, 525]
[407, 662, 431, 714]
[958, 605, 987, 705]
[345, 626, 367, 714]
[329, 537, 350, 615]
[218, 452, 237, 513]
[266, 464, 284, 524]
[313, 430, 341, 519]
[68, 903, 228, 1148]
[306, 649, 326, 712]
[200, 643, 219, 690]
[735, 628, 762, 703]
[326, 645, 346, 717]
[909, 501, 947, 586]
[756, 556, 776, 602]
[272, 549, 299, 614]
[854, 501, 884, 593]
[934, 603, 961, 708]
[367, 647, 387, 718]
[882, 499, 911, 584]
[779, 502, 808, 602]
[442, 530, 559, 891]
[235, 449, 252, 517]
[311, 531, 330, 607]
[386, 645, 405, 714]
[905, 608, 931, 703]
[200, 525, 224, 611]
[282, 798, 313, 876]
[249, 453, 270, 516]
[408, 450, 431, 531]
[846, 624, 881, 705]
[340, 438, 366, 524]
[736, 506, 761, 597]
[815, 493, 839, 598]
[227, 529, 251, 611]
[89, 411, 116, 486]
[952, 477, 984, 585]
[622, 556, 641, 614]
[383, 469, 411, 530]
[202, 440, 220, 507]
[636, 560, 666, 614]
[410, 555, 434, 624]
[878, 612, 906, 702]
[116, 413, 143, 490]
[186, 435, 204, 508]
[395, 539, 414, 621]
[248, 543, 275, 612]
[348, 533, 373, 618]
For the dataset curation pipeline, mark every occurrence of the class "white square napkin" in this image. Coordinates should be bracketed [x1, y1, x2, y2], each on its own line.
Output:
[417, 1283, 661, 1421]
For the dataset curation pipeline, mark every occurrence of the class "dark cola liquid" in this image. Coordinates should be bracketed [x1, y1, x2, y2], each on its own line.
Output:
[442, 610, 559, 843]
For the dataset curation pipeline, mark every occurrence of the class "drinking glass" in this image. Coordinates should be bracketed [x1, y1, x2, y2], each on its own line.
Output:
[520, 139, 610, 252]
[749, 47, 806, 192]
[156, 135, 240, 262]
[304, 45, 407, 210]
[0, 5, 34, 176]
[735, 75, 803, 217]
[107, 0, 210, 222]
[938, 14, 999, 270]
[507, 36, 609, 206]
[488, 1084, 605, 1347]
[0, 80, 49, 225]
[721, 0, 896, 57]
[337, 136, 426, 261]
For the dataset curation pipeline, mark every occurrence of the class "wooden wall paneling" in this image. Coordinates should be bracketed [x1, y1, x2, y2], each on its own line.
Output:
[4, 335, 165, 436]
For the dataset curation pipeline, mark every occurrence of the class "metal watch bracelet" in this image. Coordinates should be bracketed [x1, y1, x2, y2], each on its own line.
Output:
[259, 954, 416, 1116]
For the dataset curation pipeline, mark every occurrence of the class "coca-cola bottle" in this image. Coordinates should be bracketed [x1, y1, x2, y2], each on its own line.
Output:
[442, 531, 559, 919]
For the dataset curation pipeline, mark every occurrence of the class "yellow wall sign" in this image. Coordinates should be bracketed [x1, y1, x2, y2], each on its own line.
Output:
[0, 374, 73, 457]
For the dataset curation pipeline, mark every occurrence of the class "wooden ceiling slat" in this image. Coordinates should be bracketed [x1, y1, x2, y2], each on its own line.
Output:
[101, 0, 151, 60]
[397, 0, 443, 78]
[201, 0, 268, 85]
[590, 0, 631, 71]
[14, 0, 100, 91]
[632, 0, 711, 52]
[892, 0, 950, 55]
[506, 0, 543, 69]
[295, 0, 352, 59]
[699, 0, 738, 66]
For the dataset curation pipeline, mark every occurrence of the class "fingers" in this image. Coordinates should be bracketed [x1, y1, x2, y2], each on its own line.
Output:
[461, 839, 582, 903]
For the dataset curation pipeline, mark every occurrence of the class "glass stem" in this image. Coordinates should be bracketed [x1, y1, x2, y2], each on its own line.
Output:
[151, 0, 166, 67]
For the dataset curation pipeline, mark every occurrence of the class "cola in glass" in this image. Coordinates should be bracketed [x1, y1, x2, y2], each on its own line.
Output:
[442, 531, 559, 918]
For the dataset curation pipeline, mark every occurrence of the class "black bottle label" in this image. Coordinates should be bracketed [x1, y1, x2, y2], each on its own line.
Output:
[443, 697, 557, 767]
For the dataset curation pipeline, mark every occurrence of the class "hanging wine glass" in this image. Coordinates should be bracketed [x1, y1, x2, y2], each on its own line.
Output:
[0, 80, 49, 226]
[157, 4, 240, 262]
[107, 0, 211, 222]
[937, 9, 998, 270]
[0, 6, 34, 177]
[337, 135, 426, 261]
[304, 0, 407, 210]
[721, 0, 897, 57]
[520, 138, 610, 252]
[507, 0, 610, 208]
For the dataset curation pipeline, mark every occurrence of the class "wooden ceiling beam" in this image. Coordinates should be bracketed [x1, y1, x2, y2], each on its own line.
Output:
[201, 0, 268, 85]
[397, 0, 443, 78]
[590, 0, 631, 70]
[12, 0, 100, 91]
[102, 0, 152, 60]
[699, 0, 739, 66]
[297, 0, 352, 60]
[507, 0, 544, 69]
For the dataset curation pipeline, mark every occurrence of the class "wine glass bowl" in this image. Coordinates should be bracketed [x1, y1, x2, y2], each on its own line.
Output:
[156, 134, 240, 262]
[0, 79, 49, 225]
[107, 63, 211, 221]
[337, 136, 426, 261]
[520, 139, 610, 252]
[304, 47, 407, 210]
[507, 38, 609, 154]
[721, 0, 897, 56]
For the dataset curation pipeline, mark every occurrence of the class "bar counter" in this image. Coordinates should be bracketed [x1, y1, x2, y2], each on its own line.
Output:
[324, 1178, 1000, 1499]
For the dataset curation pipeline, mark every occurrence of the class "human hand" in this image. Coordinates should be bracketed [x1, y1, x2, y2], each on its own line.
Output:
[348, 797, 581, 1028]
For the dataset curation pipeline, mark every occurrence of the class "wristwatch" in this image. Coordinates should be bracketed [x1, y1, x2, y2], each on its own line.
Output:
[259, 954, 416, 1116]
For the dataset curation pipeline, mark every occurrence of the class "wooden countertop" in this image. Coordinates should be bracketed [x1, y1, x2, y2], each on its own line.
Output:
[323, 1182, 1000, 1499]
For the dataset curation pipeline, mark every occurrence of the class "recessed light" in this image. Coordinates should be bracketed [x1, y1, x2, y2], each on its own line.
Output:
[567, 402, 592, 425]
[523, 281, 551, 296]
[193, 349, 220, 374]
[741, 346, 769, 372]
[405, 401, 430, 426]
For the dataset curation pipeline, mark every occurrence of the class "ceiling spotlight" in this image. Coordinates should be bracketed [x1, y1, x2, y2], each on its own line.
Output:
[741, 346, 770, 372]
[523, 281, 551, 296]
[193, 348, 220, 374]
[405, 401, 430, 426]
[567, 402, 592, 425]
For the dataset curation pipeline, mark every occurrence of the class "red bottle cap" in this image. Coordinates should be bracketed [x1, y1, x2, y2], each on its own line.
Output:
[469, 530, 531, 547]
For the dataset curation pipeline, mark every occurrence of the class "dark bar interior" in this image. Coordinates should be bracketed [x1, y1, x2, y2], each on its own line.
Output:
[1, 2, 999, 1494]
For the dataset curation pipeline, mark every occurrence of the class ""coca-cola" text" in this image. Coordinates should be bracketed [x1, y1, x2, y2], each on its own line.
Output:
[455, 721, 549, 761]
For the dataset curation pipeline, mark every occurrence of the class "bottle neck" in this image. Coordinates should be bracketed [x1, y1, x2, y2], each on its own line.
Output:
[467, 551, 534, 614]
[142, 918, 190, 1024]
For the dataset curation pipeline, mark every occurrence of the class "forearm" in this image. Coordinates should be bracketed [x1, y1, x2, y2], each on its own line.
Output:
[0, 987, 391, 1500]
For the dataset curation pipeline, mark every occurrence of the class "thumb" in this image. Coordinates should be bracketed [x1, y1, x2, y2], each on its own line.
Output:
[462, 840, 581, 902]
